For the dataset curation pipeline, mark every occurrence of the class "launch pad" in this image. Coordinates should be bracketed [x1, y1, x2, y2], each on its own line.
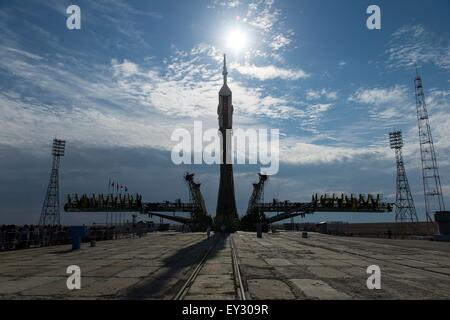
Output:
[1, 231, 450, 300]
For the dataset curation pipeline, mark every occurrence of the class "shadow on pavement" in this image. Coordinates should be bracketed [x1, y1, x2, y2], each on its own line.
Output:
[123, 233, 229, 299]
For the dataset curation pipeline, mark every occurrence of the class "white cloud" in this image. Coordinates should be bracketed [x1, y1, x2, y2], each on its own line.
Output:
[0, 40, 315, 155]
[348, 85, 408, 106]
[208, 0, 242, 8]
[247, 2, 280, 34]
[308, 103, 333, 113]
[270, 33, 291, 50]
[0, 90, 177, 151]
[232, 63, 309, 80]
[5, 47, 43, 60]
[306, 89, 338, 101]
[111, 59, 139, 77]
[230, 0, 294, 60]
[108, 47, 308, 120]
[279, 139, 387, 165]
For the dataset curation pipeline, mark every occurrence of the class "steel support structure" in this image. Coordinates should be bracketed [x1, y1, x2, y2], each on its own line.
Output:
[39, 139, 65, 226]
[389, 131, 418, 223]
[415, 69, 445, 222]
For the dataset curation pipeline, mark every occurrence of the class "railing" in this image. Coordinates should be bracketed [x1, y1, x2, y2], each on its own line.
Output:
[64, 193, 198, 213]
[259, 194, 393, 214]
[0, 225, 150, 252]
[64, 193, 144, 212]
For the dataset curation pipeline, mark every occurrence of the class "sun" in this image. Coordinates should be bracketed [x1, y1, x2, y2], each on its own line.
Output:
[226, 29, 248, 52]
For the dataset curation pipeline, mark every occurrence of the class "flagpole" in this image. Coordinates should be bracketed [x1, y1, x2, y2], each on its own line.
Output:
[115, 180, 119, 227]
[110, 179, 113, 226]
[106, 177, 111, 227]
[120, 184, 124, 231]
[110, 178, 114, 226]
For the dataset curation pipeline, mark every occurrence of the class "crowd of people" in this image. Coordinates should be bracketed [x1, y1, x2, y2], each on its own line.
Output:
[0, 223, 149, 251]
[65, 193, 143, 210]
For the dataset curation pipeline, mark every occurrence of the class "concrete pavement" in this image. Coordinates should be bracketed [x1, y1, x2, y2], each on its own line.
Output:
[233, 231, 450, 299]
[1, 231, 450, 299]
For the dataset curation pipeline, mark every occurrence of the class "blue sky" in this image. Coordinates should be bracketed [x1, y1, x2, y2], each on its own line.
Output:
[0, 0, 449, 225]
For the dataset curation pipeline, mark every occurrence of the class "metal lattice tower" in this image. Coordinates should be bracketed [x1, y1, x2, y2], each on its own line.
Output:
[389, 131, 418, 223]
[246, 174, 268, 215]
[414, 69, 445, 222]
[39, 139, 66, 226]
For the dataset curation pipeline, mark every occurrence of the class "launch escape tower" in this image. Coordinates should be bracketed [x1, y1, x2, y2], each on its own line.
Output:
[39, 139, 66, 226]
[414, 69, 445, 222]
[215, 54, 238, 230]
[389, 130, 418, 223]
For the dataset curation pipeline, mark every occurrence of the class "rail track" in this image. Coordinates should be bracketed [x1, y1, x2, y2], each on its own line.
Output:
[230, 234, 246, 300]
[173, 233, 246, 300]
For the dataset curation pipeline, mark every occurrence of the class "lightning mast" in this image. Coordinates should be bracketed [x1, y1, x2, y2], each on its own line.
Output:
[39, 139, 66, 226]
[414, 68, 445, 222]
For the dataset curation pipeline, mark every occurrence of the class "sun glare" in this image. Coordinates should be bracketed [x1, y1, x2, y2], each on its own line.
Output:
[226, 29, 248, 52]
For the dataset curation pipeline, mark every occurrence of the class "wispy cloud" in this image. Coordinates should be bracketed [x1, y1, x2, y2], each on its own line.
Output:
[279, 139, 387, 166]
[109, 46, 308, 120]
[347, 85, 415, 127]
[210, 0, 295, 61]
[0, 40, 310, 154]
[306, 89, 338, 101]
[269, 33, 292, 51]
[385, 24, 450, 71]
[208, 0, 242, 9]
[348, 85, 408, 106]
[231, 62, 309, 80]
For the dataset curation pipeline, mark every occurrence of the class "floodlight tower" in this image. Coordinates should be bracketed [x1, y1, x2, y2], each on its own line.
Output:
[414, 68, 445, 222]
[389, 131, 418, 223]
[39, 139, 66, 226]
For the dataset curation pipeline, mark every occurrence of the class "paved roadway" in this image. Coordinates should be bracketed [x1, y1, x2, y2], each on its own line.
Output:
[1, 231, 449, 299]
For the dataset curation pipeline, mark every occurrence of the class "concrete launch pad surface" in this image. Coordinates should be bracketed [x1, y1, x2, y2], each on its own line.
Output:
[0, 232, 211, 299]
[1, 231, 450, 299]
[233, 232, 450, 299]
